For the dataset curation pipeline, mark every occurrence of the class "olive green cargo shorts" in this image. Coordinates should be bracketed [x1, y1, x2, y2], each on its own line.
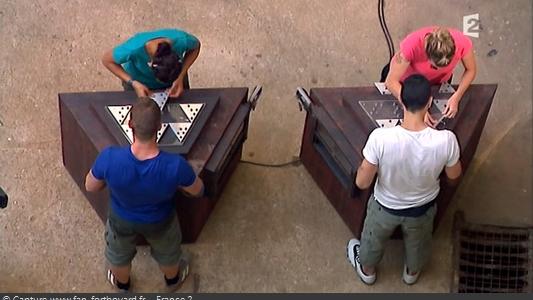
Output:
[105, 210, 182, 267]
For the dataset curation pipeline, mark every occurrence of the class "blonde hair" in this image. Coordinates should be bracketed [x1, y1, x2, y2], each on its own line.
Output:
[425, 27, 456, 67]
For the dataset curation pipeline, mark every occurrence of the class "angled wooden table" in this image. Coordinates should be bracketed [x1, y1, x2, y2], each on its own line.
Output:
[298, 84, 498, 238]
[60, 88, 252, 242]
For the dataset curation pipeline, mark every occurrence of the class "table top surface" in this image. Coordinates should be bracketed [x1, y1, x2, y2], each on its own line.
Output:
[307, 84, 498, 165]
[59, 88, 249, 174]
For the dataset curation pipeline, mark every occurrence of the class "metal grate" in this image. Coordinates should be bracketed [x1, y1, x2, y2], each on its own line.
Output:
[451, 211, 533, 293]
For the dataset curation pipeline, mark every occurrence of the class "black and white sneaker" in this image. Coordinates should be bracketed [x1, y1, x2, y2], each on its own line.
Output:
[346, 238, 376, 285]
[106, 269, 130, 293]
[165, 254, 190, 292]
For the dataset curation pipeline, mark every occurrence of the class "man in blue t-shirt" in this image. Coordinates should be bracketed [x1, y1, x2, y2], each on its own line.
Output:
[85, 98, 204, 292]
[102, 28, 201, 98]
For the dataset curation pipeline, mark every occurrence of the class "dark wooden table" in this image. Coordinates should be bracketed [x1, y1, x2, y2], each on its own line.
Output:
[299, 84, 498, 238]
[59, 88, 252, 243]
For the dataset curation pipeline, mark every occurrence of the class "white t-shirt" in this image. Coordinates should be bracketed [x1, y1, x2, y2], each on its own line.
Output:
[362, 126, 460, 210]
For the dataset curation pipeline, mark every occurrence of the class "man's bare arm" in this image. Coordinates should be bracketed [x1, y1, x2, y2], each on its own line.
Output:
[444, 161, 462, 186]
[180, 177, 204, 197]
[355, 159, 378, 190]
[85, 170, 106, 192]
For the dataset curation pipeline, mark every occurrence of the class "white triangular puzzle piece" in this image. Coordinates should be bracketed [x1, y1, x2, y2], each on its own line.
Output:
[119, 123, 167, 144]
[375, 119, 401, 128]
[150, 92, 169, 110]
[120, 124, 134, 144]
[108, 105, 132, 125]
[439, 83, 456, 94]
[433, 99, 449, 113]
[123, 109, 131, 125]
[179, 103, 203, 122]
[156, 123, 169, 143]
[169, 122, 192, 143]
[374, 82, 391, 95]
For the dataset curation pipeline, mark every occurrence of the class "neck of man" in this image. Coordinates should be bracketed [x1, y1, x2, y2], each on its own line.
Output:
[145, 38, 172, 57]
[131, 137, 160, 160]
[401, 109, 428, 132]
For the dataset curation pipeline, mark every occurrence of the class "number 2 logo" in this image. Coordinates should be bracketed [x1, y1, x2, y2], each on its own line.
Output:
[463, 13, 481, 38]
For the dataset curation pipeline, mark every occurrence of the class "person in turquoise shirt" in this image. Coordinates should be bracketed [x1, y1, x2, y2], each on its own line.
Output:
[102, 28, 201, 98]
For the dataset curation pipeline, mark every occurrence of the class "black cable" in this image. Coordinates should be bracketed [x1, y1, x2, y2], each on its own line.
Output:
[380, 0, 394, 59]
[378, 0, 391, 59]
[382, 0, 394, 59]
[239, 159, 301, 168]
[378, 0, 388, 58]
[378, 0, 395, 60]
[381, 0, 395, 56]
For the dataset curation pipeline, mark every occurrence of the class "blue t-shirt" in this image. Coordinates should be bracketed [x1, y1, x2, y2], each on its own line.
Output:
[112, 28, 199, 89]
[91, 146, 196, 223]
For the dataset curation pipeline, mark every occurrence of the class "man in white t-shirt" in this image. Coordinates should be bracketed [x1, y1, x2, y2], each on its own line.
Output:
[346, 74, 462, 285]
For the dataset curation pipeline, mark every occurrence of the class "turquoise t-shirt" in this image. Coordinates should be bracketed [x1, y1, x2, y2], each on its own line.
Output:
[112, 28, 199, 89]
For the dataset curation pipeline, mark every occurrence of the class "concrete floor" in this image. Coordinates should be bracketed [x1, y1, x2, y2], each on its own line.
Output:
[0, 0, 531, 293]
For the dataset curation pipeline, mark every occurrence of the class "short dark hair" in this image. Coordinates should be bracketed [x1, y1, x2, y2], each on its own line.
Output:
[130, 98, 161, 141]
[400, 74, 432, 112]
[151, 42, 182, 84]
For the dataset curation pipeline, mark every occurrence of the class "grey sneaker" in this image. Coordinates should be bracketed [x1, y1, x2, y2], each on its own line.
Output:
[346, 239, 376, 285]
[402, 265, 420, 285]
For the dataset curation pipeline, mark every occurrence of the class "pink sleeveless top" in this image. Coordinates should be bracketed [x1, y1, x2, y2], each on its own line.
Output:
[400, 27, 473, 84]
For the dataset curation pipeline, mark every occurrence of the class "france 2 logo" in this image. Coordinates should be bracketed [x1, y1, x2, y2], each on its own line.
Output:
[463, 13, 481, 38]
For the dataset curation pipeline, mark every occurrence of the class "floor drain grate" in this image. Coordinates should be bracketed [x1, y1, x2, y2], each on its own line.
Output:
[451, 211, 533, 293]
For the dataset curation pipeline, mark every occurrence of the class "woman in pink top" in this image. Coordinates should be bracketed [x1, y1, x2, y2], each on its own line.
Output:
[385, 27, 477, 127]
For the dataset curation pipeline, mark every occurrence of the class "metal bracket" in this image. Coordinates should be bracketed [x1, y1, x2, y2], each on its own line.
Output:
[295, 87, 312, 112]
[247, 86, 263, 111]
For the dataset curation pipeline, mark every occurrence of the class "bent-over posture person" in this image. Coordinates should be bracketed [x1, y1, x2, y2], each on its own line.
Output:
[102, 28, 201, 98]
[85, 98, 204, 292]
[347, 74, 462, 285]
[384, 26, 476, 127]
